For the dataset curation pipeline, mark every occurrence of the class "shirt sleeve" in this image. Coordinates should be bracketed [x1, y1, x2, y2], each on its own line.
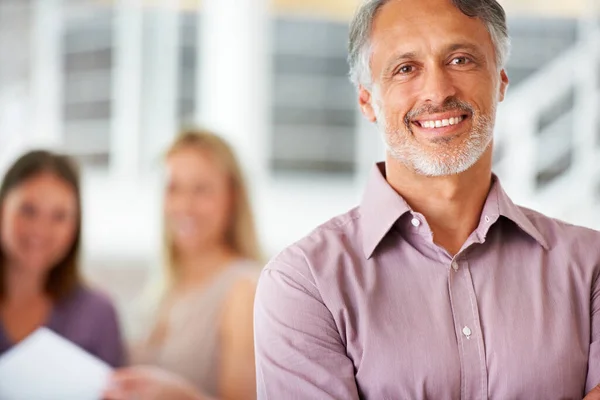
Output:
[586, 267, 600, 392]
[253, 261, 360, 400]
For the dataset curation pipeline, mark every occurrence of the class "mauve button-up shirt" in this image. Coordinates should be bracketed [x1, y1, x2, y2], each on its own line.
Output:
[254, 163, 600, 400]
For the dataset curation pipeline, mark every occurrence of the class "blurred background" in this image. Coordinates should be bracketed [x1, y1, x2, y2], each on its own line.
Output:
[0, 0, 598, 337]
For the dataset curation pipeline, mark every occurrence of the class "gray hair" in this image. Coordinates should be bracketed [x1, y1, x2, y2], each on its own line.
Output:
[348, 0, 511, 88]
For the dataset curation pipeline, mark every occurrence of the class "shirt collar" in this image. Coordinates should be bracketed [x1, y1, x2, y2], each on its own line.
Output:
[359, 163, 549, 259]
[360, 163, 412, 259]
[489, 177, 549, 251]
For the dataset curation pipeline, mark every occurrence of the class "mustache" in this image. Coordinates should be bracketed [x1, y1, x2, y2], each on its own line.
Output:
[404, 98, 474, 127]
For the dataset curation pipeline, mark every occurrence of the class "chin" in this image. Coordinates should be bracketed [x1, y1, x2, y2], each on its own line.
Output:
[174, 238, 208, 253]
[15, 258, 55, 274]
[174, 241, 200, 252]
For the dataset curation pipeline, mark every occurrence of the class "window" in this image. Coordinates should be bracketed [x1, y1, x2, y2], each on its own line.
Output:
[270, 17, 357, 175]
[178, 12, 198, 121]
[62, 6, 114, 168]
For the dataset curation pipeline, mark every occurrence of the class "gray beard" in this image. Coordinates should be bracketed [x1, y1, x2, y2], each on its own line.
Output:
[373, 101, 496, 177]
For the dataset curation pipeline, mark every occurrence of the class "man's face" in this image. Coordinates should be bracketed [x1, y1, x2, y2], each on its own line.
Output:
[359, 0, 509, 176]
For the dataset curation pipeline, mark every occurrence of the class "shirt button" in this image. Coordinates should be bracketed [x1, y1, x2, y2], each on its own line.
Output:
[451, 261, 459, 271]
[462, 326, 472, 338]
[484, 215, 491, 223]
[411, 217, 421, 227]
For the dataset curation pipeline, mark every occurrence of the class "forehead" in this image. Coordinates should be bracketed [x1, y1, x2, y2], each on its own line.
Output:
[167, 148, 226, 181]
[6, 173, 76, 206]
[370, 0, 495, 59]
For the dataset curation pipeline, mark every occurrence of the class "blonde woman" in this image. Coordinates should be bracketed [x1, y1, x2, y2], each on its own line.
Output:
[104, 129, 262, 400]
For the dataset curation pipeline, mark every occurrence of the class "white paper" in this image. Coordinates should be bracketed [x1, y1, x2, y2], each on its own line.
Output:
[0, 327, 112, 400]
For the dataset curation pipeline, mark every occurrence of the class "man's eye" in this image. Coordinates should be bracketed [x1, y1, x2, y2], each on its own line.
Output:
[450, 57, 470, 65]
[396, 65, 414, 74]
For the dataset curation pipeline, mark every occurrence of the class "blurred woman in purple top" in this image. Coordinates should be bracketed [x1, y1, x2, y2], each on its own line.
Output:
[0, 150, 124, 367]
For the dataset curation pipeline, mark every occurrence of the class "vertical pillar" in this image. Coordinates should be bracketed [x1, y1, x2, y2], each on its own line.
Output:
[110, 0, 143, 178]
[31, 0, 63, 148]
[139, 0, 180, 173]
[195, 0, 270, 188]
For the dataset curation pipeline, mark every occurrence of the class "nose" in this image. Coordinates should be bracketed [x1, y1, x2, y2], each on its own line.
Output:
[420, 65, 457, 106]
[27, 215, 52, 243]
[168, 190, 195, 214]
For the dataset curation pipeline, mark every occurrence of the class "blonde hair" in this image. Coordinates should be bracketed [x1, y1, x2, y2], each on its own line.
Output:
[162, 128, 262, 285]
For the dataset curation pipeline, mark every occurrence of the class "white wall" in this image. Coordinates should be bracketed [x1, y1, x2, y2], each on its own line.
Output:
[80, 169, 364, 269]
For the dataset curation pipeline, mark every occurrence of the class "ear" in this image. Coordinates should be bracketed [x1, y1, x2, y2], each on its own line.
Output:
[358, 85, 377, 122]
[498, 69, 509, 102]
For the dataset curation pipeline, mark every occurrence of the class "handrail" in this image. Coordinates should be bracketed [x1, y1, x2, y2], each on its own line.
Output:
[494, 19, 600, 218]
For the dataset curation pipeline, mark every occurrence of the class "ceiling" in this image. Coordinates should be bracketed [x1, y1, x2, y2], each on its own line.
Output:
[98, 0, 592, 19]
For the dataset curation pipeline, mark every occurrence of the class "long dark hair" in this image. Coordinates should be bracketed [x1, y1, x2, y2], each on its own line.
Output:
[0, 150, 82, 301]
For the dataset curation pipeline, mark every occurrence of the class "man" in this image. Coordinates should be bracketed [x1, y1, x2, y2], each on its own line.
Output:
[254, 0, 600, 398]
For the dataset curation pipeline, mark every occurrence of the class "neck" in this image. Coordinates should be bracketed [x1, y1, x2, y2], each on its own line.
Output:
[385, 148, 493, 255]
[3, 262, 48, 303]
[175, 243, 238, 286]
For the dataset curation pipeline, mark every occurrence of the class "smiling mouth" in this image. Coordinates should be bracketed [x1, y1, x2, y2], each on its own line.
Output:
[412, 114, 470, 129]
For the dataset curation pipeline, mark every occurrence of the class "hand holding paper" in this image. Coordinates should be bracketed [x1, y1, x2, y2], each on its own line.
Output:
[103, 366, 205, 400]
[0, 327, 112, 400]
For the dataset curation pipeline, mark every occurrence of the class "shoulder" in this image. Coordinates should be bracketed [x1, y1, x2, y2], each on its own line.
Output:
[221, 266, 257, 336]
[216, 258, 261, 294]
[63, 285, 119, 319]
[217, 259, 262, 307]
[254, 209, 363, 331]
[229, 258, 262, 277]
[264, 207, 362, 286]
[223, 278, 256, 312]
[224, 260, 261, 303]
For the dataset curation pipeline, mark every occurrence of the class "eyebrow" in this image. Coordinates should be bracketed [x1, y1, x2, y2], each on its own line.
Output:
[444, 42, 485, 56]
[382, 51, 418, 76]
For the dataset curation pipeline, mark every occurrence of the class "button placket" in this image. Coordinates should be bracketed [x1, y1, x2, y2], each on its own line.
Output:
[447, 258, 487, 398]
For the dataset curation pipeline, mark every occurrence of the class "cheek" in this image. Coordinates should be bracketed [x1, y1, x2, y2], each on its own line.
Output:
[381, 86, 415, 126]
[52, 221, 77, 252]
[457, 74, 497, 112]
[163, 196, 178, 217]
[1, 212, 27, 249]
[193, 190, 232, 240]
[206, 193, 232, 230]
[189, 194, 223, 220]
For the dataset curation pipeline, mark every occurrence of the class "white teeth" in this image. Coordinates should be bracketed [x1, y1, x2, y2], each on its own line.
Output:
[172, 218, 198, 236]
[420, 116, 464, 129]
